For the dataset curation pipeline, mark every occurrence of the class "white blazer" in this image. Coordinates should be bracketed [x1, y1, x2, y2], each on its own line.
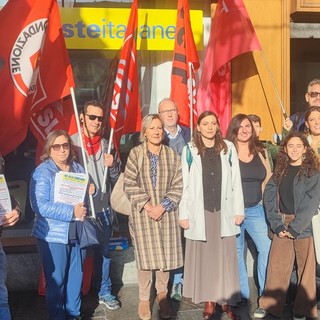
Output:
[179, 140, 244, 241]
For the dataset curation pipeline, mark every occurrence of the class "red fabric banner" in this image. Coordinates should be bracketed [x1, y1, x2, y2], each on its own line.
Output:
[197, 0, 261, 135]
[109, 0, 141, 151]
[30, 97, 77, 162]
[0, 0, 75, 155]
[170, 0, 200, 128]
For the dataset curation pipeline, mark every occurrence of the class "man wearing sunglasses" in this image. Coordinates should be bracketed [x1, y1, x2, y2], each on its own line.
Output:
[71, 100, 122, 311]
[285, 78, 320, 132]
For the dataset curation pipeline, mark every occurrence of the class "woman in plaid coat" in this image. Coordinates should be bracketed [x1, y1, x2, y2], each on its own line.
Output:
[124, 114, 183, 320]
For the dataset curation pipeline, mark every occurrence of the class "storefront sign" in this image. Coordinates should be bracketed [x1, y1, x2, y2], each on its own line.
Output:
[61, 7, 203, 50]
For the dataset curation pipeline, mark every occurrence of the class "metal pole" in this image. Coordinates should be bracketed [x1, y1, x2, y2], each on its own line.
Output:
[70, 87, 96, 218]
[260, 49, 287, 119]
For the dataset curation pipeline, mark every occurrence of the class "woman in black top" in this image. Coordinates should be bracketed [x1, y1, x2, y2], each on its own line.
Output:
[254, 132, 320, 319]
[226, 114, 272, 301]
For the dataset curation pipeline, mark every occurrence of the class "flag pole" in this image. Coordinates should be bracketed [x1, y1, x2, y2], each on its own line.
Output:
[70, 87, 96, 218]
[188, 62, 193, 136]
[100, 128, 115, 201]
[260, 49, 287, 119]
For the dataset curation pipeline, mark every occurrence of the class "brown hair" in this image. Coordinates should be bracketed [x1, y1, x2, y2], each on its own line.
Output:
[247, 114, 261, 126]
[40, 130, 74, 163]
[305, 106, 320, 134]
[226, 114, 265, 155]
[193, 111, 227, 157]
[272, 131, 319, 185]
[82, 100, 104, 114]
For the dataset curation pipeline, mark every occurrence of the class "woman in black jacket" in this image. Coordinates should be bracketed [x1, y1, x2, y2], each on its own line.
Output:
[254, 132, 320, 319]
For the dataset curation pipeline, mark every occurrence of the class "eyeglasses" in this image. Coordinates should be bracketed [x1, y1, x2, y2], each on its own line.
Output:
[159, 109, 178, 115]
[85, 114, 104, 122]
[307, 92, 320, 98]
[51, 143, 70, 151]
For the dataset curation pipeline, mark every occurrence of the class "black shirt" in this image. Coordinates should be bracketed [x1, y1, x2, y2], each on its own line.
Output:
[239, 154, 266, 208]
[279, 165, 301, 214]
[201, 147, 222, 212]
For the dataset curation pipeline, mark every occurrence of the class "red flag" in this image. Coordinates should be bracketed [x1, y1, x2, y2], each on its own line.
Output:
[109, 0, 141, 151]
[30, 97, 77, 161]
[197, 0, 261, 135]
[171, 0, 200, 128]
[0, 0, 75, 155]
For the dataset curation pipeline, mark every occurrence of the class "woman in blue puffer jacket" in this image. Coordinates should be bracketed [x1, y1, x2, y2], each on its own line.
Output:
[30, 130, 92, 320]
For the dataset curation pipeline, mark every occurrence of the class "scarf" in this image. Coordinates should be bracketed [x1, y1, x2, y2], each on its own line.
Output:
[83, 134, 101, 156]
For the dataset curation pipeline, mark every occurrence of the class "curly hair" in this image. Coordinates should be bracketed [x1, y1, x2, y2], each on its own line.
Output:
[273, 131, 319, 185]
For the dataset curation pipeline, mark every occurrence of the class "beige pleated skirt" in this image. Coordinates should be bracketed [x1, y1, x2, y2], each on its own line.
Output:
[183, 210, 241, 306]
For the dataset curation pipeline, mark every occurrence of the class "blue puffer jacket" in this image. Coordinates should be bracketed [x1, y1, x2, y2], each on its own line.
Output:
[30, 158, 85, 244]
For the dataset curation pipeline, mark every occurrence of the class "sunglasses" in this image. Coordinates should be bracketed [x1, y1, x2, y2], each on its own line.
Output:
[51, 143, 70, 151]
[308, 92, 320, 98]
[85, 114, 104, 122]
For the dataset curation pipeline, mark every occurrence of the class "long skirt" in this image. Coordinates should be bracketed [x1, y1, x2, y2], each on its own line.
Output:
[183, 210, 241, 306]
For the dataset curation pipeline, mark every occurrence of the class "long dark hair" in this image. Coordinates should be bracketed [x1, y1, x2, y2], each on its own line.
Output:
[226, 114, 265, 155]
[273, 131, 319, 185]
[193, 111, 227, 156]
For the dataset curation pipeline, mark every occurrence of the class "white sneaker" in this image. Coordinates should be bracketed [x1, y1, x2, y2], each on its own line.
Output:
[293, 316, 306, 320]
[253, 308, 268, 319]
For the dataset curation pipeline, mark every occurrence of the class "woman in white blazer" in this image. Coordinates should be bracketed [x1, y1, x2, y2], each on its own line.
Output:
[179, 111, 244, 320]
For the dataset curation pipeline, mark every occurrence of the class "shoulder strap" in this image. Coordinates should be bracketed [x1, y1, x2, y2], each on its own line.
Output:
[186, 144, 193, 171]
[228, 147, 232, 167]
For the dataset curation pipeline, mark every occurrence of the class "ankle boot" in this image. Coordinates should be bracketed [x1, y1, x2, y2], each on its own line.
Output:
[203, 301, 216, 319]
[221, 304, 240, 320]
[156, 292, 172, 319]
[138, 300, 151, 320]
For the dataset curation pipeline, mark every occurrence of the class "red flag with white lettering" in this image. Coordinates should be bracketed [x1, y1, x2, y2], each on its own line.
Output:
[197, 0, 261, 135]
[0, 0, 75, 155]
[171, 0, 200, 128]
[109, 0, 141, 151]
[30, 97, 77, 161]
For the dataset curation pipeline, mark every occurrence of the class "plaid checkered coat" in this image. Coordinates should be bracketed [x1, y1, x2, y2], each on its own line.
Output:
[124, 142, 183, 270]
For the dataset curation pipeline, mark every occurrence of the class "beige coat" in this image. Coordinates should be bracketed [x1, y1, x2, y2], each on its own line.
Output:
[124, 142, 183, 270]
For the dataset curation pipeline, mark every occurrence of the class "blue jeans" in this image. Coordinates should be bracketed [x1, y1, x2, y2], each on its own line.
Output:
[0, 242, 11, 320]
[96, 211, 113, 297]
[237, 203, 271, 299]
[37, 239, 84, 319]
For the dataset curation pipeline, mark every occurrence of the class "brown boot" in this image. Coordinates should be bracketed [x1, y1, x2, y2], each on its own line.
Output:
[156, 292, 172, 319]
[138, 300, 151, 320]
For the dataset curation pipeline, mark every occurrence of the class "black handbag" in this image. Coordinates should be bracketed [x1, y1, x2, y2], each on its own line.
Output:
[80, 216, 104, 249]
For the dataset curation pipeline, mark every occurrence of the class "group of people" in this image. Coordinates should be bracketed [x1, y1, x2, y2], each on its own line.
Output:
[1, 78, 320, 320]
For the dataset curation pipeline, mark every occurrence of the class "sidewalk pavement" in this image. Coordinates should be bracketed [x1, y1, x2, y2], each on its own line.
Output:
[6, 215, 320, 319]
[8, 276, 320, 320]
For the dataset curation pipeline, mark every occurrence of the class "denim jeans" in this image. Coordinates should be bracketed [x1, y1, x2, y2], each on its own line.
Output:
[237, 203, 271, 299]
[0, 242, 11, 320]
[37, 240, 84, 319]
[96, 210, 113, 297]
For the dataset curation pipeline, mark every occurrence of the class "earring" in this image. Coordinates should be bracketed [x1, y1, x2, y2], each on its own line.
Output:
[302, 154, 306, 161]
